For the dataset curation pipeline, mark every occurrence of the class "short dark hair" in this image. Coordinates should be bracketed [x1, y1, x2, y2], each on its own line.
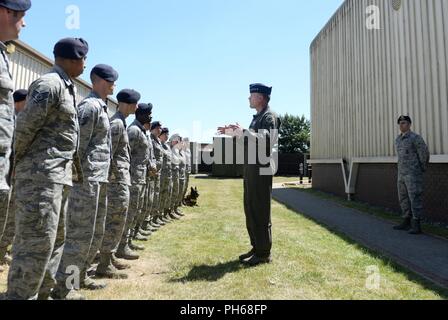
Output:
[261, 93, 271, 104]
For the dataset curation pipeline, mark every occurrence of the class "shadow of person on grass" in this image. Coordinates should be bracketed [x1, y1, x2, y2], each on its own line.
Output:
[170, 260, 244, 283]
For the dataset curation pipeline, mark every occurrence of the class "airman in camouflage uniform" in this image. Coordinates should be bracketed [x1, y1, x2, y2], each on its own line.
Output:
[141, 130, 158, 232]
[7, 37, 88, 300]
[121, 103, 152, 252]
[177, 142, 187, 214]
[0, 89, 28, 269]
[0, 0, 32, 274]
[103, 90, 139, 264]
[159, 128, 178, 221]
[393, 116, 430, 235]
[182, 138, 192, 203]
[53, 65, 119, 298]
[169, 135, 182, 217]
[150, 121, 165, 226]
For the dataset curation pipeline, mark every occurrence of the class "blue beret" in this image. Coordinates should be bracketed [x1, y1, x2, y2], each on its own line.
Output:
[13, 89, 27, 102]
[116, 89, 141, 104]
[160, 128, 169, 135]
[398, 115, 412, 124]
[91, 64, 119, 82]
[53, 38, 89, 60]
[250, 83, 272, 95]
[151, 121, 162, 131]
[136, 103, 153, 114]
[0, 0, 31, 11]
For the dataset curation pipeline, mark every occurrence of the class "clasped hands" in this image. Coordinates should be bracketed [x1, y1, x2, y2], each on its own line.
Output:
[217, 123, 244, 138]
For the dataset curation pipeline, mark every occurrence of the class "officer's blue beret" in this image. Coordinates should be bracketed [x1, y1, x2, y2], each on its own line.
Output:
[250, 83, 272, 95]
[0, 0, 31, 11]
[160, 127, 169, 135]
[116, 89, 141, 104]
[398, 115, 412, 124]
[53, 37, 89, 60]
[13, 89, 27, 102]
[151, 121, 162, 131]
[91, 64, 119, 82]
[136, 103, 153, 115]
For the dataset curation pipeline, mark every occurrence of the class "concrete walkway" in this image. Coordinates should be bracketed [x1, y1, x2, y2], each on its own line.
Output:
[272, 187, 448, 290]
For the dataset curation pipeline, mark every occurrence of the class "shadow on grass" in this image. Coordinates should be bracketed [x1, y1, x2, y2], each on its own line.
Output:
[194, 175, 242, 180]
[170, 260, 244, 283]
[274, 188, 448, 299]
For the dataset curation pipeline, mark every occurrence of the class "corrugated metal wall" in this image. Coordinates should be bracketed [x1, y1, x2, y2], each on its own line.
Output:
[310, 0, 448, 161]
[8, 40, 118, 113]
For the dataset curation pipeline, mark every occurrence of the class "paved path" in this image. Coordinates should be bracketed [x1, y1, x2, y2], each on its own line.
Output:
[272, 187, 448, 290]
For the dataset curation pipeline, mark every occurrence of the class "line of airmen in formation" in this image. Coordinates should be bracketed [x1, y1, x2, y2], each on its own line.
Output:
[0, 0, 194, 300]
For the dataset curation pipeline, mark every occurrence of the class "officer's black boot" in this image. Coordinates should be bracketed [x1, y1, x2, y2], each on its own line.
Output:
[239, 248, 256, 262]
[409, 219, 422, 235]
[393, 217, 412, 231]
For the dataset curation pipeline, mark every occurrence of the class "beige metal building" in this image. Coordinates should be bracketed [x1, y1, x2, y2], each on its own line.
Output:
[8, 40, 118, 113]
[310, 0, 448, 223]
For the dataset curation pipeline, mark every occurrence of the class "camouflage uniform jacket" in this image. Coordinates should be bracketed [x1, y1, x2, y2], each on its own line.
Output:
[77, 91, 111, 183]
[14, 65, 82, 186]
[395, 131, 430, 176]
[109, 111, 131, 186]
[128, 119, 150, 185]
[0, 41, 15, 190]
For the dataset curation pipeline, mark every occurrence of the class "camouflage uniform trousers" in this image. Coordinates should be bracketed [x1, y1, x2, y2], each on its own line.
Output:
[182, 173, 191, 200]
[151, 174, 162, 218]
[0, 185, 16, 257]
[178, 177, 186, 206]
[100, 183, 129, 254]
[143, 179, 155, 226]
[7, 179, 69, 300]
[171, 170, 180, 210]
[159, 173, 172, 213]
[398, 173, 424, 220]
[0, 189, 10, 244]
[55, 181, 107, 294]
[121, 183, 146, 243]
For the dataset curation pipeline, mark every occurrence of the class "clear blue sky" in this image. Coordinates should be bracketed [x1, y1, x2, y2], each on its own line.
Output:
[19, 0, 343, 143]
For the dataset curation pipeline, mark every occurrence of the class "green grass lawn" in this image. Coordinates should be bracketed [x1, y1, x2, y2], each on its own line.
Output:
[1, 176, 446, 299]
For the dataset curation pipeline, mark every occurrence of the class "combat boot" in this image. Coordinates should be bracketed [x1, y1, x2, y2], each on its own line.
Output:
[239, 248, 256, 262]
[129, 240, 145, 251]
[52, 289, 86, 301]
[139, 228, 152, 237]
[174, 208, 184, 217]
[133, 229, 149, 241]
[393, 217, 412, 231]
[149, 218, 161, 231]
[116, 242, 140, 260]
[96, 253, 128, 280]
[169, 212, 180, 220]
[111, 253, 131, 270]
[155, 216, 166, 226]
[82, 276, 107, 291]
[243, 255, 272, 267]
[409, 219, 422, 235]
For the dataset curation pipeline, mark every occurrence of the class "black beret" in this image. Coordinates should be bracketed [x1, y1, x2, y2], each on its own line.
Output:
[53, 38, 89, 60]
[116, 89, 141, 104]
[13, 89, 27, 103]
[250, 83, 272, 96]
[91, 64, 119, 82]
[397, 115, 412, 124]
[151, 121, 162, 131]
[160, 128, 169, 135]
[136, 103, 153, 115]
[0, 0, 31, 11]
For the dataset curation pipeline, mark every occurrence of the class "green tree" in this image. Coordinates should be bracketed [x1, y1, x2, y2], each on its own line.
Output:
[278, 114, 310, 154]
